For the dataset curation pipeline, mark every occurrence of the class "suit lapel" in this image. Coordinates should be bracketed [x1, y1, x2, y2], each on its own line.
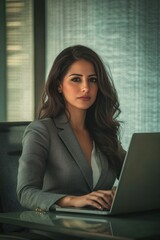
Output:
[94, 150, 116, 190]
[54, 114, 93, 190]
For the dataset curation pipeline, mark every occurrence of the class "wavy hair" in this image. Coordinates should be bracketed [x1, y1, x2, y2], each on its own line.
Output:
[38, 45, 122, 174]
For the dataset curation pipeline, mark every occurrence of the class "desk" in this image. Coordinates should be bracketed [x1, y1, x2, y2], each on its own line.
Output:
[0, 210, 160, 240]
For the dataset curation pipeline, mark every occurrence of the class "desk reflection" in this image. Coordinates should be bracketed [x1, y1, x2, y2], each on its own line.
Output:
[19, 210, 160, 240]
[20, 211, 113, 235]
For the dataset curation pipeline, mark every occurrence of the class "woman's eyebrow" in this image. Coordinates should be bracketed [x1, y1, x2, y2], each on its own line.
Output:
[68, 73, 97, 77]
[68, 73, 82, 77]
[88, 74, 97, 77]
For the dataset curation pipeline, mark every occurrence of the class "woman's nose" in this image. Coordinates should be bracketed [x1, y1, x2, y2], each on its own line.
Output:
[81, 82, 89, 93]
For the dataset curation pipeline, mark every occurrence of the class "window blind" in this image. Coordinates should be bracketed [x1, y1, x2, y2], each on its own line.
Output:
[6, 0, 34, 121]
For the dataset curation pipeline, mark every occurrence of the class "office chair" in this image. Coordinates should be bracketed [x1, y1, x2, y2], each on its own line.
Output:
[0, 122, 51, 239]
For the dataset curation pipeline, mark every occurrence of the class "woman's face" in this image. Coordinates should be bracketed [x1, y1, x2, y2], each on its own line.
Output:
[59, 59, 98, 113]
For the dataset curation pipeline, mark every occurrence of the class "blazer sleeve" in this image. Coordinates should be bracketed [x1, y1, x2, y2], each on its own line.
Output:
[17, 120, 66, 211]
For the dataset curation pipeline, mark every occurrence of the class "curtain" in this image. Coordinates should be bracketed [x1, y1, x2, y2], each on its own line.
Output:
[46, 0, 160, 148]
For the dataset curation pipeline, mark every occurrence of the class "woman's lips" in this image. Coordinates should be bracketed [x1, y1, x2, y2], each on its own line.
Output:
[77, 96, 91, 101]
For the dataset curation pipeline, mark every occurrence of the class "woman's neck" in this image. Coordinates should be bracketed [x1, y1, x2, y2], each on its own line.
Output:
[66, 109, 87, 131]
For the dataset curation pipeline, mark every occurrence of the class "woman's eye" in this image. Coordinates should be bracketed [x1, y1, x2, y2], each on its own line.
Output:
[89, 77, 97, 83]
[71, 77, 81, 82]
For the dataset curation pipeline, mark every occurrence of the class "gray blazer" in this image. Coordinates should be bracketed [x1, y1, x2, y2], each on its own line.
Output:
[17, 113, 126, 211]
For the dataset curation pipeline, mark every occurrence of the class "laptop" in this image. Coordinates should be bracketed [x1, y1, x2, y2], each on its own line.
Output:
[55, 132, 160, 216]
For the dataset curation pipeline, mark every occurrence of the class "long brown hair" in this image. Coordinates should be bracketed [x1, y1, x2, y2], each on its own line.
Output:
[38, 45, 122, 174]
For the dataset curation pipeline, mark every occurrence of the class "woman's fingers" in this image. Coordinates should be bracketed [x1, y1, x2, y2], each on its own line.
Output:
[97, 190, 115, 201]
[85, 190, 114, 209]
[56, 190, 115, 210]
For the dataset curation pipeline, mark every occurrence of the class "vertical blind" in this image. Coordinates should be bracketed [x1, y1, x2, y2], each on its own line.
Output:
[46, 0, 160, 148]
[6, 0, 34, 121]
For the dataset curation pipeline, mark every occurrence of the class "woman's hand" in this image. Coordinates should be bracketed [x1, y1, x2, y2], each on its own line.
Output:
[56, 190, 115, 210]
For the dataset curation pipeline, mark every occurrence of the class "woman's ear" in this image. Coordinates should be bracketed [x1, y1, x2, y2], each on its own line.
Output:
[58, 84, 62, 93]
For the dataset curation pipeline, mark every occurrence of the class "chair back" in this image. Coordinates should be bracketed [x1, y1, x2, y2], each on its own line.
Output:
[0, 122, 30, 213]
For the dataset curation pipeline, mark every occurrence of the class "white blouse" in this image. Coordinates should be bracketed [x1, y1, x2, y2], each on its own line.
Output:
[91, 142, 102, 188]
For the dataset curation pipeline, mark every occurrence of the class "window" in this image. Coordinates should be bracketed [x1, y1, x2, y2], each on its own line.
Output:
[6, 0, 34, 121]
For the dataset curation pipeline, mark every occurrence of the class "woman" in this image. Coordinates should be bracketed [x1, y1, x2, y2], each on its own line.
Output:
[17, 45, 126, 211]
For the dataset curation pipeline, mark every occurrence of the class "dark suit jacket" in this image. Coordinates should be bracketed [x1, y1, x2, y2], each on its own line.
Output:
[17, 113, 126, 211]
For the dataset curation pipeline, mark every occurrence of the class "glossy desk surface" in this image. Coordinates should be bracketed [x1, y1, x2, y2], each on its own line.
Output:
[0, 210, 160, 240]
